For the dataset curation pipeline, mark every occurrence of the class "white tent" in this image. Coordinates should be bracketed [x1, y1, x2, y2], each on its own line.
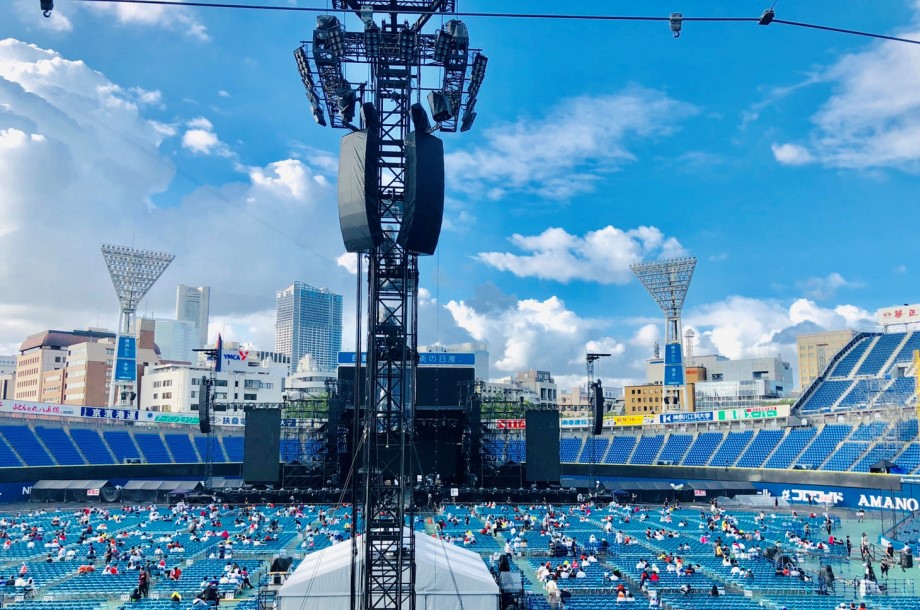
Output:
[277, 529, 500, 610]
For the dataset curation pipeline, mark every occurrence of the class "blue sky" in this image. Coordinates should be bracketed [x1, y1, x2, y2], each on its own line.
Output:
[2, 0, 919, 390]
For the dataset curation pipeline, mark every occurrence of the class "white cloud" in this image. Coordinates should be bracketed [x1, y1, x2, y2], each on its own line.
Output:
[796, 272, 862, 300]
[446, 87, 696, 199]
[445, 295, 619, 376]
[181, 116, 231, 156]
[772, 17, 920, 171]
[477, 225, 687, 284]
[218, 90, 230, 99]
[0, 39, 351, 354]
[208, 309, 276, 349]
[83, 0, 209, 41]
[337, 253, 358, 275]
[771, 143, 813, 166]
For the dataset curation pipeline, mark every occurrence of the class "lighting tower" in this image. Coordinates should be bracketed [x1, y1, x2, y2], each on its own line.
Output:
[586, 352, 610, 400]
[294, 3, 487, 609]
[630, 257, 697, 412]
[101, 244, 174, 408]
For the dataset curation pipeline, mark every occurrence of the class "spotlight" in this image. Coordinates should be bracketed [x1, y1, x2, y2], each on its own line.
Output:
[399, 28, 417, 63]
[410, 103, 431, 132]
[433, 20, 470, 63]
[427, 91, 453, 123]
[460, 108, 477, 133]
[670, 12, 683, 38]
[759, 8, 775, 25]
[315, 15, 346, 59]
[467, 53, 488, 99]
[364, 23, 382, 58]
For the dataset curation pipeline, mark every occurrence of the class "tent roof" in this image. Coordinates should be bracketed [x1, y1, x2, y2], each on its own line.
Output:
[123, 480, 202, 491]
[278, 529, 499, 604]
[33, 480, 109, 490]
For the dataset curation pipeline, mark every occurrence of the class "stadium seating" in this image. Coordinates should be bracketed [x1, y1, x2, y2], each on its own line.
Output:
[103, 429, 141, 463]
[222, 436, 244, 461]
[852, 442, 901, 472]
[764, 427, 816, 469]
[856, 333, 905, 376]
[560, 437, 583, 463]
[735, 428, 784, 468]
[709, 430, 752, 468]
[68, 428, 114, 464]
[0, 425, 54, 466]
[629, 434, 664, 465]
[895, 442, 920, 473]
[0, 435, 23, 468]
[134, 433, 172, 463]
[578, 437, 609, 463]
[799, 379, 852, 413]
[164, 432, 199, 463]
[796, 424, 852, 469]
[604, 436, 636, 464]
[850, 421, 889, 441]
[820, 441, 867, 470]
[681, 432, 724, 466]
[195, 435, 227, 462]
[828, 335, 872, 377]
[35, 426, 85, 465]
[657, 434, 692, 464]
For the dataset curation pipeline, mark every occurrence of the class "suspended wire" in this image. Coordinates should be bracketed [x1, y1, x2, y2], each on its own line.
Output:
[68, 0, 920, 45]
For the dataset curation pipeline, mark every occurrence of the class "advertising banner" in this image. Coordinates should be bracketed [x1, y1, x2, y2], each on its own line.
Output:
[338, 352, 475, 366]
[0, 400, 80, 418]
[116, 336, 136, 359]
[114, 358, 136, 382]
[495, 419, 525, 430]
[661, 411, 713, 424]
[877, 304, 920, 327]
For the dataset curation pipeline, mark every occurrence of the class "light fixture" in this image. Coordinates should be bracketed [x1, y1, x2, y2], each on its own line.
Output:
[427, 90, 453, 123]
[460, 99, 477, 132]
[364, 23, 382, 58]
[759, 9, 775, 25]
[433, 20, 469, 63]
[337, 87, 358, 123]
[399, 28, 417, 63]
[315, 15, 346, 59]
[467, 53, 488, 99]
[670, 13, 683, 38]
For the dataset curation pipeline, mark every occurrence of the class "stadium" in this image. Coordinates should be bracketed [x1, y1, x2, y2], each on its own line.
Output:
[0, 317, 918, 610]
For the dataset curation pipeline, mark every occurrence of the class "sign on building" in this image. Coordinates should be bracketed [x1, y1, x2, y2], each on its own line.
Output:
[877, 304, 920, 327]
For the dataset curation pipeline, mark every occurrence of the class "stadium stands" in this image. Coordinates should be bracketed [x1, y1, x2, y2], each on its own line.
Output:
[35, 426, 85, 465]
[0, 424, 54, 466]
[736, 428, 784, 468]
[681, 432, 724, 467]
[630, 434, 664, 465]
[604, 436, 636, 464]
[709, 430, 753, 468]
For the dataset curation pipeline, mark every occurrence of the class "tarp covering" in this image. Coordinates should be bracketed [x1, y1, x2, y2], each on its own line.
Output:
[121, 480, 203, 502]
[277, 529, 499, 610]
[31, 480, 113, 503]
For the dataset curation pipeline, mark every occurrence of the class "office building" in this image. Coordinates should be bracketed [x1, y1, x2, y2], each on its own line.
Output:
[176, 285, 210, 349]
[14, 329, 115, 402]
[140, 361, 285, 413]
[797, 329, 856, 389]
[151, 318, 198, 363]
[275, 282, 342, 373]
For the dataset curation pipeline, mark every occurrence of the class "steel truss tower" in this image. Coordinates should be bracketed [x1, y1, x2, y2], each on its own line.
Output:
[631, 257, 697, 412]
[101, 244, 174, 408]
[295, 3, 487, 608]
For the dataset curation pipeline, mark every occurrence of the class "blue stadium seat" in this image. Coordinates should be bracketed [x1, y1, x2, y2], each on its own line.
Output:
[223, 435, 244, 461]
[829, 335, 873, 377]
[895, 442, 920, 473]
[850, 421, 889, 441]
[578, 437, 609, 463]
[195, 435, 227, 462]
[629, 434, 664, 465]
[0, 425, 54, 466]
[164, 432, 199, 462]
[709, 430, 752, 467]
[796, 424, 852, 469]
[799, 379, 852, 412]
[736, 428, 784, 468]
[35, 426, 85, 465]
[603, 435, 636, 464]
[134, 432, 172, 463]
[70, 428, 115, 464]
[559, 437, 582, 462]
[281, 438, 301, 461]
[0, 434, 22, 467]
[891, 331, 920, 365]
[658, 433, 692, 463]
[103, 429, 140, 462]
[765, 427, 816, 469]
[853, 442, 901, 472]
[682, 431, 724, 466]
[856, 333, 905, 376]
[821, 441, 867, 470]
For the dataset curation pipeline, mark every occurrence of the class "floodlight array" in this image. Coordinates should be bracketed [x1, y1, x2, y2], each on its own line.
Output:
[630, 256, 697, 319]
[100, 244, 175, 314]
[294, 47, 326, 126]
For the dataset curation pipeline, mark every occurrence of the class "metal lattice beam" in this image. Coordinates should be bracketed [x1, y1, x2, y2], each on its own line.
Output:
[630, 257, 697, 321]
[101, 244, 174, 315]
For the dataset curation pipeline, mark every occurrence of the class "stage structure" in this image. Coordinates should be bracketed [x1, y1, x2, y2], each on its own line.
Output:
[631, 257, 697, 412]
[294, 3, 487, 609]
[281, 392, 336, 490]
[100, 244, 174, 408]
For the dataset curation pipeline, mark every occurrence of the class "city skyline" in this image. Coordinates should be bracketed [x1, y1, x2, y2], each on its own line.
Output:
[275, 281, 343, 374]
[1, 2, 919, 390]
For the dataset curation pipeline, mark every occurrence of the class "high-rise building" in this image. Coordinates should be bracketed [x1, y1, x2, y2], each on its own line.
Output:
[14, 329, 114, 402]
[797, 329, 855, 389]
[151, 318, 198, 363]
[176, 285, 210, 349]
[275, 282, 343, 373]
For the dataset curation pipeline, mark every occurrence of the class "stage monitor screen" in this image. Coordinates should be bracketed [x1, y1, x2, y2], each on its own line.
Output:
[243, 408, 281, 484]
[525, 410, 560, 483]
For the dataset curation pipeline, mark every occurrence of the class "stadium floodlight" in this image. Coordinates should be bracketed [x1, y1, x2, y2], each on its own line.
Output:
[399, 27, 417, 62]
[427, 90, 453, 123]
[337, 87, 358, 122]
[467, 53, 488, 99]
[364, 22, 382, 58]
[101, 244, 174, 408]
[101, 244, 175, 319]
[630, 256, 696, 344]
[460, 108, 477, 132]
[434, 20, 470, 64]
[314, 15, 346, 61]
